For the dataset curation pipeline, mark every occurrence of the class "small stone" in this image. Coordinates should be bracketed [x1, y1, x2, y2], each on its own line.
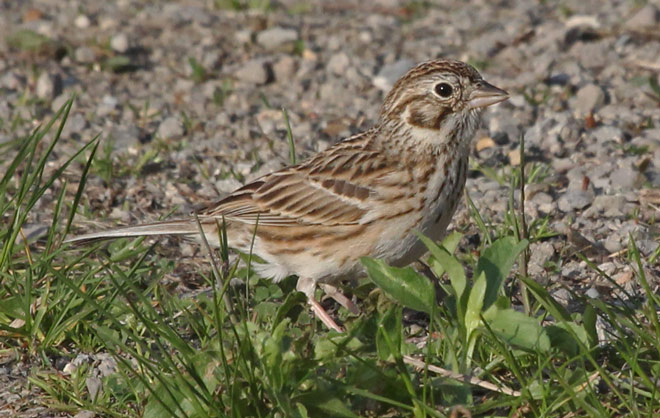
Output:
[86, 377, 102, 400]
[638, 239, 660, 256]
[574, 83, 605, 116]
[565, 15, 601, 29]
[625, 4, 659, 29]
[272, 55, 297, 81]
[552, 288, 571, 306]
[319, 81, 349, 105]
[614, 271, 633, 286]
[35, 72, 61, 99]
[97, 95, 118, 117]
[591, 125, 623, 144]
[110, 33, 129, 53]
[610, 164, 638, 190]
[508, 149, 521, 166]
[73, 411, 96, 418]
[1, 71, 25, 90]
[327, 52, 350, 75]
[302, 49, 317, 61]
[74, 15, 91, 29]
[256, 27, 298, 51]
[235, 59, 271, 84]
[558, 190, 593, 212]
[51, 94, 69, 112]
[74, 46, 96, 63]
[157, 116, 184, 139]
[585, 287, 600, 299]
[528, 241, 555, 278]
[604, 234, 624, 253]
[475, 136, 496, 151]
[62, 113, 88, 137]
[591, 195, 626, 217]
[373, 59, 414, 91]
[234, 29, 252, 44]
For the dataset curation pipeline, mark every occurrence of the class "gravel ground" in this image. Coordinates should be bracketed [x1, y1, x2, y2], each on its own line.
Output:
[1, 0, 659, 415]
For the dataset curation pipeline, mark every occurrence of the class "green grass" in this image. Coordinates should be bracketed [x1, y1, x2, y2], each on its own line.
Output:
[2, 101, 660, 416]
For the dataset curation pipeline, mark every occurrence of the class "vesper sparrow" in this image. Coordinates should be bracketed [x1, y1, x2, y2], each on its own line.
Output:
[66, 59, 508, 331]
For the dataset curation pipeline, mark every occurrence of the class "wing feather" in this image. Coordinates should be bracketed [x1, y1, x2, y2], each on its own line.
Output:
[200, 130, 396, 226]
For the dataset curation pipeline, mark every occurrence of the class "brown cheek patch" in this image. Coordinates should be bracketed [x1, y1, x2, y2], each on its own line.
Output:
[407, 107, 429, 128]
[407, 103, 448, 130]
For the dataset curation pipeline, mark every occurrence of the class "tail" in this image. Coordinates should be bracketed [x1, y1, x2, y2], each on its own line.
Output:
[63, 220, 199, 245]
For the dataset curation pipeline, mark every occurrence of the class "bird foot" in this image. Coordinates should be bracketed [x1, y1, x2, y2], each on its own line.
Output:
[319, 283, 361, 315]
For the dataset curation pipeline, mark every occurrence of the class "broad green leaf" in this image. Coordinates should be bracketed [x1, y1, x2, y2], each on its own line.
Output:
[361, 257, 434, 314]
[7, 29, 52, 53]
[376, 306, 403, 361]
[483, 295, 512, 321]
[465, 271, 487, 339]
[417, 234, 466, 303]
[487, 308, 551, 352]
[295, 391, 359, 418]
[476, 237, 528, 311]
[441, 231, 463, 254]
[548, 322, 589, 356]
[583, 303, 598, 348]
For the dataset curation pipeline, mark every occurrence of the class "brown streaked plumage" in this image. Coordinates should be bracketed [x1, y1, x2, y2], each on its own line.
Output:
[65, 59, 508, 331]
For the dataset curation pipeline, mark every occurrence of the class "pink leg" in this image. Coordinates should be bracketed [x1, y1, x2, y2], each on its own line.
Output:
[297, 277, 344, 332]
[309, 298, 344, 332]
[319, 284, 360, 315]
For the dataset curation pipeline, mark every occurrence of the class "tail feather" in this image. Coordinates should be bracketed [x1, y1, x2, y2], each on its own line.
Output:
[64, 220, 199, 245]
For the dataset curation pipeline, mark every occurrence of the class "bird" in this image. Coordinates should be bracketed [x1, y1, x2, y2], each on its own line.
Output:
[65, 59, 509, 332]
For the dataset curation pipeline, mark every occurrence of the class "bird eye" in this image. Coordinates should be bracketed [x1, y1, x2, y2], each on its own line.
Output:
[434, 82, 453, 98]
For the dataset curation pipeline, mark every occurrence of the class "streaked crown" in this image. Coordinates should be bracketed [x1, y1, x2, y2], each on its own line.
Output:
[378, 59, 508, 131]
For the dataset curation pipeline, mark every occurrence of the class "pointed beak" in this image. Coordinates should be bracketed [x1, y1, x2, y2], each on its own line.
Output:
[467, 81, 509, 110]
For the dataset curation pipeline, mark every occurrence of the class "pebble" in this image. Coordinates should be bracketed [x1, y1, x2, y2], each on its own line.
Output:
[327, 52, 351, 75]
[51, 94, 69, 112]
[35, 72, 61, 99]
[625, 4, 659, 29]
[610, 164, 638, 190]
[62, 113, 88, 137]
[558, 190, 593, 212]
[256, 27, 298, 51]
[528, 241, 555, 279]
[574, 83, 605, 116]
[74, 14, 91, 29]
[110, 33, 129, 53]
[552, 288, 571, 307]
[74, 46, 96, 63]
[591, 126, 623, 144]
[589, 194, 626, 217]
[234, 29, 252, 44]
[1, 71, 25, 90]
[585, 287, 600, 299]
[272, 55, 297, 81]
[157, 116, 184, 139]
[86, 377, 102, 400]
[234, 59, 271, 84]
[97, 94, 118, 116]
